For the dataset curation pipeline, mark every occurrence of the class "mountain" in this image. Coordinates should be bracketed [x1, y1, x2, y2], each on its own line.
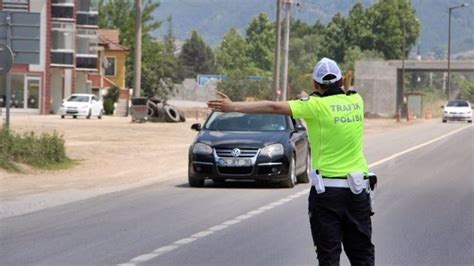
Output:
[152, 0, 474, 55]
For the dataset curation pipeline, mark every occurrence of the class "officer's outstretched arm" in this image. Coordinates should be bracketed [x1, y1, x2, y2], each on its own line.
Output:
[207, 92, 292, 116]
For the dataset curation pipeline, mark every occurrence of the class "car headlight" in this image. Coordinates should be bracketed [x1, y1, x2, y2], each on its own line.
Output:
[193, 143, 213, 155]
[260, 143, 284, 157]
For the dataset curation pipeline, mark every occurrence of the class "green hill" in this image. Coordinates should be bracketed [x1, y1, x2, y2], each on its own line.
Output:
[153, 0, 473, 55]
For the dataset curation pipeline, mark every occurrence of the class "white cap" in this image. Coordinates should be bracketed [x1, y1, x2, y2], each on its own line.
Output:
[312, 57, 342, 85]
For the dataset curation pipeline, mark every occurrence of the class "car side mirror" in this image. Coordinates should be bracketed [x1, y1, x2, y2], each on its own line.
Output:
[191, 123, 201, 131]
[294, 124, 306, 132]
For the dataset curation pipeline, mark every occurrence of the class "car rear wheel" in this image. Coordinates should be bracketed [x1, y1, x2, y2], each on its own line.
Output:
[61, 115, 65, 119]
[442, 119, 447, 123]
[281, 156, 296, 188]
[189, 176, 205, 187]
[73, 115, 77, 119]
[468, 120, 472, 123]
[98, 110, 103, 119]
[297, 152, 310, 183]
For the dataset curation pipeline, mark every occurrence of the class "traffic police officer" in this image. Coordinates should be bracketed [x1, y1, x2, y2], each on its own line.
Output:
[208, 57, 374, 265]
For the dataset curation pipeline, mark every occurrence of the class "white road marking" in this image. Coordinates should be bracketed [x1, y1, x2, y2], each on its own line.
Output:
[130, 253, 160, 262]
[235, 214, 253, 220]
[153, 245, 178, 253]
[258, 205, 275, 211]
[222, 219, 241, 225]
[191, 231, 214, 238]
[118, 125, 471, 265]
[247, 209, 264, 215]
[208, 224, 228, 231]
[173, 238, 197, 245]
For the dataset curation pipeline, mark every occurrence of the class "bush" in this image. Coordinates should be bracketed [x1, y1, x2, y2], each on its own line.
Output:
[0, 129, 70, 170]
[102, 86, 120, 115]
[103, 98, 115, 115]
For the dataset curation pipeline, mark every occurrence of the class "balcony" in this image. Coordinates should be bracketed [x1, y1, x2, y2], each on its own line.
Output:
[51, 51, 74, 66]
[76, 12, 99, 27]
[76, 55, 98, 70]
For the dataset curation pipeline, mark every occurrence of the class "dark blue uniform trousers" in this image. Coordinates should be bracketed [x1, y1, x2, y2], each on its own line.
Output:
[308, 186, 375, 266]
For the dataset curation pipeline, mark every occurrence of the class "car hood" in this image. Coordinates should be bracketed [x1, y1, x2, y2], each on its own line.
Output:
[63, 102, 90, 108]
[444, 107, 471, 113]
[197, 130, 288, 148]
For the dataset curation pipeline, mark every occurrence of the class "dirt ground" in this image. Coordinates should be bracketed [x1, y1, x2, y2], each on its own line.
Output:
[0, 112, 423, 218]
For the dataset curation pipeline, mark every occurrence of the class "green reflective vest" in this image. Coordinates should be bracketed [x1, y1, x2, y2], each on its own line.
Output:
[288, 92, 368, 177]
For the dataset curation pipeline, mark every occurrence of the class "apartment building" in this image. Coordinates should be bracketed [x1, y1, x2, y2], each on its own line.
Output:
[0, 0, 99, 114]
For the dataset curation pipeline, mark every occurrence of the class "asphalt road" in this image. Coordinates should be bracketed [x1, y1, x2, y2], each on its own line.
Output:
[1, 121, 473, 266]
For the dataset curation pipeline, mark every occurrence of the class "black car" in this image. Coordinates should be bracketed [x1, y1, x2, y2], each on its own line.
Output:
[188, 112, 311, 188]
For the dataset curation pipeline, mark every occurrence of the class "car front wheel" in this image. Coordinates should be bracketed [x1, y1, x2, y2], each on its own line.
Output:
[281, 156, 296, 188]
[189, 176, 205, 187]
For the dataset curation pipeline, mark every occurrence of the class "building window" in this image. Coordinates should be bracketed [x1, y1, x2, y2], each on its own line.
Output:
[10, 74, 25, 109]
[1, 75, 40, 110]
[52, 23, 74, 51]
[76, 0, 99, 26]
[52, 0, 74, 19]
[2, 0, 29, 12]
[76, 29, 98, 56]
[105, 57, 116, 76]
[77, 0, 98, 13]
[52, 22, 74, 65]
[52, 0, 74, 4]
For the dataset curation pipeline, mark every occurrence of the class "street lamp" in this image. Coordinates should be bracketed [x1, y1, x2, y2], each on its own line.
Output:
[447, 3, 468, 99]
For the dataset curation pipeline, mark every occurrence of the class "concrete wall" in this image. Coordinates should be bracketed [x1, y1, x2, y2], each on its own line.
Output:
[354, 60, 398, 117]
[171, 79, 217, 102]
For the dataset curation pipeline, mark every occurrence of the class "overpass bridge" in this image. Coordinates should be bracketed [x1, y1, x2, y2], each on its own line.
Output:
[354, 60, 474, 117]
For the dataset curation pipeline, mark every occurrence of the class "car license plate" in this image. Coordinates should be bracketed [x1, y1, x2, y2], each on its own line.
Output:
[219, 158, 252, 167]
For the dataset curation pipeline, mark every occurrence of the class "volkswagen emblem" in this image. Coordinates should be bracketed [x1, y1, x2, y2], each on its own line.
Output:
[231, 148, 241, 157]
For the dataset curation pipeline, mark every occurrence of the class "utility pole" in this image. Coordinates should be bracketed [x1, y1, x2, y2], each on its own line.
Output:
[273, 0, 282, 101]
[447, 3, 468, 99]
[281, 0, 291, 101]
[133, 0, 142, 97]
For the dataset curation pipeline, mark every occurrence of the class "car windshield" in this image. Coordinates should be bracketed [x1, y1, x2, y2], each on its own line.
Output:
[204, 112, 287, 131]
[67, 95, 90, 102]
[447, 100, 469, 107]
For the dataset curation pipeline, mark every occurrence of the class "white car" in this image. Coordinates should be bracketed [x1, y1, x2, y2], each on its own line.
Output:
[59, 94, 104, 119]
[442, 99, 472, 123]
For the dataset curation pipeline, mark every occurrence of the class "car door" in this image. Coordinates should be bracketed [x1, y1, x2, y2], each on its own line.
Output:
[290, 118, 309, 173]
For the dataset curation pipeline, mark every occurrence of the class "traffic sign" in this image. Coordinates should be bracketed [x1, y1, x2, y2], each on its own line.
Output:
[0, 43, 13, 74]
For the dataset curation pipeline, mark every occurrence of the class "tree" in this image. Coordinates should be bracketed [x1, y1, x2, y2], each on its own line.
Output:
[162, 16, 179, 82]
[178, 30, 215, 80]
[369, 0, 421, 59]
[215, 28, 253, 75]
[346, 2, 376, 51]
[245, 13, 274, 74]
[322, 12, 349, 62]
